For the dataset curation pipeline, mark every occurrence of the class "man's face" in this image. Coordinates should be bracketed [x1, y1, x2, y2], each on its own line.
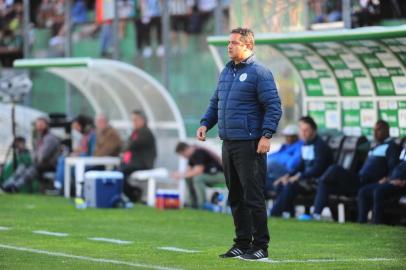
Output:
[179, 147, 193, 159]
[132, 114, 145, 130]
[299, 121, 316, 142]
[35, 119, 48, 133]
[96, 116, 108, 131]
[15, 141, 25, 150]
[71, 121, 81, 132]
[227, 33, 249, 61]
[374, 123, 389, 142]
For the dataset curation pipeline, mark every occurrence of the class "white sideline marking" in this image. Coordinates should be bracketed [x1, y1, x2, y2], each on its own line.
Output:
[238, 257, 396, 264]
[158, 247, 200, 253]
[88, 237, 133, 245]
[0, 243, 181, 270]
[32, 230, 69, 237]
[0, 226, 10, 231]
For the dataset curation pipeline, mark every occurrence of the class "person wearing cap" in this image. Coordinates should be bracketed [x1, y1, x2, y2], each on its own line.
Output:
[265, 124, 303, 193]
[270, 116, 333, 217]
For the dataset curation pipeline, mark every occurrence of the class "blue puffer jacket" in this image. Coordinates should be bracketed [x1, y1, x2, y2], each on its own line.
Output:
[200, 55, 282, 140]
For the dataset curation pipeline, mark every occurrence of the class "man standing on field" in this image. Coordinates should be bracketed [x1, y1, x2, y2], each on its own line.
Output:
[197, 27, 282, 260]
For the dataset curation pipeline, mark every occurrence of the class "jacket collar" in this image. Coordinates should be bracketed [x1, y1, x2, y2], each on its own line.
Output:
[304, 134, 319, 145]
[226, 54, 256, 69]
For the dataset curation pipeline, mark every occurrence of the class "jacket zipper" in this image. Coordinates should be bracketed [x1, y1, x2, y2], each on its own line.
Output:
[223, 67, 239, 140]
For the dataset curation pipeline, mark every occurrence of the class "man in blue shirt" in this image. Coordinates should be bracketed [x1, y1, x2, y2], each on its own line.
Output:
[197, 28, 281, 260]
[270, 116, 333, 217]
[311, 120, 400, 220]
[265, 124, 303, 193]
[358, 146, 406, 224]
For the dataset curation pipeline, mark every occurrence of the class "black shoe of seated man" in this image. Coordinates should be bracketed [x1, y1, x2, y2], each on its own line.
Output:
[240, 248, 268, 260]
[219, 246, 250, 258]
[1, 184, 18, 193]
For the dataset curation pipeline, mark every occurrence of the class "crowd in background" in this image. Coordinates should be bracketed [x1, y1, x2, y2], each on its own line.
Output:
[2, 0, 406, 65]
[309, 0, 406, 26]
[0, 0, 230, 62]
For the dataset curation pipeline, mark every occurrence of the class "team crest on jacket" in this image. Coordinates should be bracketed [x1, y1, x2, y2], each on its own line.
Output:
[239, 73, 247, 82]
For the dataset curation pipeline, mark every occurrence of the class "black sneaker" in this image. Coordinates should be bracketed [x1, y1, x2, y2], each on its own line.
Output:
[219, 246, 249, 258]
[240, 248, 268, 260]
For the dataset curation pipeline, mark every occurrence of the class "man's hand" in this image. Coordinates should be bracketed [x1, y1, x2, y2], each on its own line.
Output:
[196, 126, 207, 141]
[273, 174, 289, 186]
[171, 171, 183, 180]
[390, 179, 406, 187]
[257, 136, 271, 154]
[379, 177, 389, 184]
[288, 174, 300, 183]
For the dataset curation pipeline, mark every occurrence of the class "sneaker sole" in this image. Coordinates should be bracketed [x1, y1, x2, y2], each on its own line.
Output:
[237, 256, 269, 261]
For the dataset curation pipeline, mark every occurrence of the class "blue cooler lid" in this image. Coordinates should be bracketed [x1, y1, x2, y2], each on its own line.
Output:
[85, 171, 124, 180]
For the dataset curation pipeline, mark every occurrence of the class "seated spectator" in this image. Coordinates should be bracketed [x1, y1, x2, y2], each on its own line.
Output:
[270, 116, 333, 217]
[265, 124, 303, 193]
[94, 114, 122, 157]
[352, 0, 381, 27]
[54, 115, 95, 191]
[310, 120, 400, 220]
[71, 115, 96, 157]
[358, 146, 406, 224]
[173, 142, 223, 208]
[121, 110, 156, 200]
[0, 137, 32, 185]
[2, 117, 60, 193]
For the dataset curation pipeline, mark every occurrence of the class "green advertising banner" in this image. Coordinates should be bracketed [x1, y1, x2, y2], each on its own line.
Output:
[344, 40, 406, 96]
[275, 44, 339, 97]
[307, 101, 340, 130]
[399, 101, 406, 137]
[310, 42, 374, 96]
[378, 101, 406, 137]
[342, 101, 375, 136]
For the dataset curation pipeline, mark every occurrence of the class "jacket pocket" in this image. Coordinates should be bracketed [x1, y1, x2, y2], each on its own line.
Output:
[227, 118, 246, 130]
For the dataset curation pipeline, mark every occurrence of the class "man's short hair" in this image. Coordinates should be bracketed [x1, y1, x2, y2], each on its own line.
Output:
[376, 119, 389, 130]
[175, 142, 189, 153]
[14, 136, 26, 145]
[299, 116, 317, 130]
[132, 110, 147, 122]
[230, 27, 255, 48]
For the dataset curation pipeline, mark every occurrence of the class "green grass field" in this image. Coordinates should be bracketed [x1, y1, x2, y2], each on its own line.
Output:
[0, 194, 405, 270]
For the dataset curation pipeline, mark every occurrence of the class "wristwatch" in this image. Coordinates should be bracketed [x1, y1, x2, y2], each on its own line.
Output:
[263, 132, 273, 139]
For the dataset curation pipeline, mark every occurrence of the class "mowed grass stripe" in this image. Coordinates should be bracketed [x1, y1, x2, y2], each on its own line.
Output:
[32, 230, 69, 237]
[88, 237, 133, 245]
[0, 243, 182, 270]
[238, 257, 397, 264]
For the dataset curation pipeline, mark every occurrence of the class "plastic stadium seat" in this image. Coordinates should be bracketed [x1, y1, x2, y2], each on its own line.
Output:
[336, 136, 369, 172]
[327, 135, 346, 163]
[328, 136, 371, 222]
